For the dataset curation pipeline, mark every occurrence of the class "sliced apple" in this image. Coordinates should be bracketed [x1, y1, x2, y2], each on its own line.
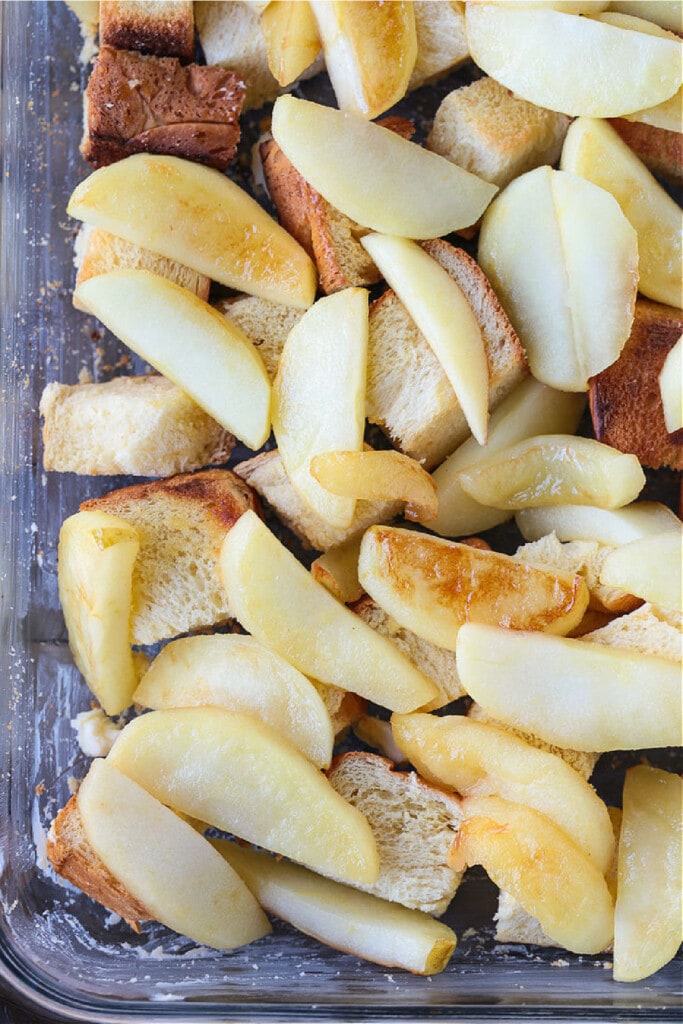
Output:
[425, 379, 585, 537]
[215, 841, 456, 975]
[309, 0, 417, 119]
[609, 1, 683, 33]
[360, 234, 489, 445]
[516, 501, 682, 546]
[479, 166, 638, 392]
[271, 95, 498, 239]
[623, 88, 683, 132]
[599, 531, 682, 610]
[219, 510, 438, 712]
[260, 0, 321, 87]
[358, 525, 589, 650]
[67, 154, 316, 308]
[58, 510, 139, 717]
[133, 634, 334, 770]
[311, 536, 364, 604]
[78, 758, 270, 950]
[451, 795, 614, 955]
[614, 766, 683, 983]
[660, 334, 683, 433]
[74, 271, 271, 450]
[457, 434, 645, 511]
[455, 623, 683, 751]
[465, 2, 682, 116]
[108, 705, 379, 885]
[272, 288, 368, 529]
[310, 450, 438, 522]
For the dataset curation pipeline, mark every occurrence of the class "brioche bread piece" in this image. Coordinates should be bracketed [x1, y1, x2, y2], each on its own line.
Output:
[589, 299, 683, 470]
[195, 1, 279, 109]
[215, 295, 304, 381]
[428, 76, 570, 189]
[409, 1, 468, 91]
[65, 0, 99, 63]
[99, 1, 195, 61]
[73, 225, 211, 305]
[326, 752, 463, 915]
[584, 602, 682, 662]
[494, 890, 555, 947]
[40, 376, 234, 477]
[609, 118, 683, 187]
[233, 449, 402, 552]
[367, 240, 528, 469]
[311, 682, 367, 739]
[80, 469, 259, 645]
[81, 46, 245, 170]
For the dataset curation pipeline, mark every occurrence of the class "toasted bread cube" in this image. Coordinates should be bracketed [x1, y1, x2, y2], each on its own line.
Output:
[99, 0, 195, 61]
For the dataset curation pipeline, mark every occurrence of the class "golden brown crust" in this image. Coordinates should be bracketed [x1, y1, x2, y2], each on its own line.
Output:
[99, 0, 195, 62]
[608, 118, 683, 187]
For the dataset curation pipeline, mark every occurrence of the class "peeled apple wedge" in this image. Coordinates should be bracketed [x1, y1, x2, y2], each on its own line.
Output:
[660, 335, 683, 433]
[78, 759, 270, 950]
[310, 450, 438, 522]
[455, 623, 683, 751]
[58, 510, 139, 717]
[310, 0, 417, 120]
[478, 167, 638, 392]
[219, 510, 438, 713]
[598, 531, 682, 611]
[107, 706, 379, 885]
[360, 235, 489, 445]
[457, 435, 646, 511]
[392, 714, 614, 874]
[74, 270, 272, 450]
[614, 766, 683, 983]
[451, 795, 614, 955]
[133, 634, 334, 770]
[516, 501, 682, 546]
[561, 117, 683, 309]
[311, 536, 364, 605]
[358, 525, 589, 651]
[623, 88, 683, 133]
[215, 841, 457, 976]
[609, 1, 683, 33]
[260, 0, 321, 87]
[271, 95, 498, 239]
[272, 288, 367, 530]
[465, 2, 682, 117]
[67, 154, 316, 308]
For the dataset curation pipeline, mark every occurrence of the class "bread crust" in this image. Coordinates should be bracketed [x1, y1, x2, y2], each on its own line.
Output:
[99, 0, 195, 62]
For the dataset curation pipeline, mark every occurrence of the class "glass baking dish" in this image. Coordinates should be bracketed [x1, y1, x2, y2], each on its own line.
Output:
[0, 2, 681, 1020]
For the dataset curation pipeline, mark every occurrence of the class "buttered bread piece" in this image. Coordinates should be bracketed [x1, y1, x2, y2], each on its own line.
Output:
[99, 0, 195, 62]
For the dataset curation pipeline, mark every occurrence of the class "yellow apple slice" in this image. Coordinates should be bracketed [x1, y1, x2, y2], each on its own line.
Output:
[479, 166, 638, 392]
[67, 154, 316, 308]
[457, 434, 645, 510]
[215, 841, 457, 975]
[623, 88, 683, 132]
[311, 536, 363, 604]
[58, 510, 139, 717]
[660, 335, 683, 433]
[78, 759, 270, 950]
[599, 531, 682, 610]
[465, 2, 682, 116]
[516, 501, 682, 545]
[133, 634, 334, 770]
[425, 379, 585, 537]
[561, 117, 683, 309]
[260, 0, 321, 86]
[392, 713, 614, 873]
[271, 95, 498, 238]
[451, 795, 614, 955]
[455, 623, 683, 751]
[272, 288, 368, 530]
[310, 0, 417, 119]
[108, 705, 379, 885]
[358, 525, 589, 650]
[310, 450, 438, 522]
[74, 271, 272, 451]
[220, 510, 438, 712]
[361, 234, 489, 445]
[614, 765, 683, 982]
[609, 1, 683, 33]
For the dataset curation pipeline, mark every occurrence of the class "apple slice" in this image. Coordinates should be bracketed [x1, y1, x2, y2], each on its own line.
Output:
[451, 795, 614, 955]
[310, 450, 438, 522]
[358, 525, 589, 650]
[78, 759, 270, 950]
[219, 510, 438, 712]
[260, 0, 321, 87]
[272, 288, 367, 530]
[67, 154, 316, 308]
[215, 841, 456, 975]
[609, 1, 683, 33]
[108, 705, 379, 885]
[311, 536, 364, 604]
[392, 713, 614, 873]
[58, 510, 139, 717]
[455, 623, 683, 751]
[457, 434, 645, 510]
[623, 88, 683, 132]
[660, 334, 683, 433]
[516, 501, 682, 545]
[478, 166, 638, 392]
[271, 95, 498, 239]
[361, 234, 489, 445]
[599, 531, 682, 610]
[74, 270, 271, 450]
[465, 2, 682, 116]
[425, 379, 585, 537]
[309, 0, 416, 119]
[133, 634, 334, 770]
[614, 766, 683, 982]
